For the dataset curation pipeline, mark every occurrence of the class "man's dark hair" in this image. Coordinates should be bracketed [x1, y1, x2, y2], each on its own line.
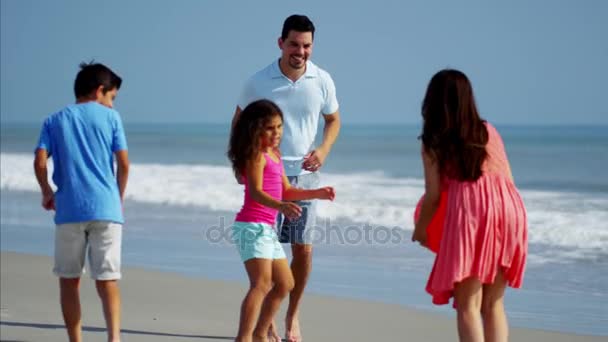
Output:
[74, 62, 122, 98]
[281, 14, 315, 40]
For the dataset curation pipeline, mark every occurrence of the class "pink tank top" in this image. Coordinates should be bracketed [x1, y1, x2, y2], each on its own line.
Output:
[235, 152, 284, 225]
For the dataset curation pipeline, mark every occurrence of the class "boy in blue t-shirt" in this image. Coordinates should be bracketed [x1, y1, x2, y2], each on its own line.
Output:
[34, 62, 129, 342]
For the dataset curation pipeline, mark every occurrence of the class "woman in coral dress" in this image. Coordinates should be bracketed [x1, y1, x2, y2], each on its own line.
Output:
[412, 69, 528, 342]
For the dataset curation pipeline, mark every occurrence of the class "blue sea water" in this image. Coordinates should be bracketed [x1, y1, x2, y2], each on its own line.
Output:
[1, 122, 607, 335]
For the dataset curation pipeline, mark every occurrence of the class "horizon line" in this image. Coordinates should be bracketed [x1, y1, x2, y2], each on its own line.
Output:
[2, 120, 608, 128]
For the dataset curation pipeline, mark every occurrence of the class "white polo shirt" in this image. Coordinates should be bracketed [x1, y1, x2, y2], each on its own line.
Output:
[238, 59, 339, 176]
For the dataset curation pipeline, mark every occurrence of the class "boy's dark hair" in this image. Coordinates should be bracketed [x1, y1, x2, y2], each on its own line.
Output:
[420, 69, 489, 181]
[281, 14, 315, 40]
[74, 62, 122, 98]
[228, 99, 284, 178]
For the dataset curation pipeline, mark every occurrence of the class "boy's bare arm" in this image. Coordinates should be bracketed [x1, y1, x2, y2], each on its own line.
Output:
[33, 148, 54, 210]
[115, 150, 130, 201]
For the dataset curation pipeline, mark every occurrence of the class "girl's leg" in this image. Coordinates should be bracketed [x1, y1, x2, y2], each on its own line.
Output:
[454, 277, 484, 342]
[481, 271, 508, 342]
[236, 258, 273, 342]
[254, 258, 295, 341]
[266, 320, 281, 342]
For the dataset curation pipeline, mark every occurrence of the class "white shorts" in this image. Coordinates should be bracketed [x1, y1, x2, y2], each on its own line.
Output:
[54, 221, 122, 280]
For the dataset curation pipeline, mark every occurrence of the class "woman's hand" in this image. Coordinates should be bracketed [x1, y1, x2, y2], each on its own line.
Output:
[411, 225, 427, 247]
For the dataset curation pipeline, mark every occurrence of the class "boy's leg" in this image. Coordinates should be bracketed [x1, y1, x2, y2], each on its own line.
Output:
[481, 271, 508, 342]
[60, 278, 82, 342]
[454, 277, 484, 342]
[237, 258, 274, 342]
[54, 223, 87, 342]
[87, 221, 122, 342]
[96, 280, 121, 342]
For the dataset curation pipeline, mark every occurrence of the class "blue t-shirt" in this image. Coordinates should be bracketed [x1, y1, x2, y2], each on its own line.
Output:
[36, 102, 128, 224]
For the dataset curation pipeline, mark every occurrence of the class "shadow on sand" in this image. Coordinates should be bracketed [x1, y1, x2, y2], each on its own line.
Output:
[0, 320, 235, 340]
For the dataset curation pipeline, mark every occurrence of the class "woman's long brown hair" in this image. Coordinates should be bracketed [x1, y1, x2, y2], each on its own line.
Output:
[420, 69, 488, 181]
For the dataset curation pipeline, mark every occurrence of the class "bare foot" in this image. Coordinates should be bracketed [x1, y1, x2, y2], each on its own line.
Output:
[267, 320, 281, 342]
[285, 316, 302, 342]
[252, 334, 269, 342]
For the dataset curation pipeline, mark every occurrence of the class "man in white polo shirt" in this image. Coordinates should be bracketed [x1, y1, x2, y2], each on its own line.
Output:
[232, 14, 340, 342]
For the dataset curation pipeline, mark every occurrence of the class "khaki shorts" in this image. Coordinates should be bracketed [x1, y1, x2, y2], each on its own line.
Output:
[54, 221, 122, 280]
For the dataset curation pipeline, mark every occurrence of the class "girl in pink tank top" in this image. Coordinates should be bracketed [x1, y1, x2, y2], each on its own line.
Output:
[228, 99, 335, 342]
[412, 70, 528, 342]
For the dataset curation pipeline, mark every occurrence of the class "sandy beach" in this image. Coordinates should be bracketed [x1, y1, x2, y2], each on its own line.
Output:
[0, 251, 602, 341]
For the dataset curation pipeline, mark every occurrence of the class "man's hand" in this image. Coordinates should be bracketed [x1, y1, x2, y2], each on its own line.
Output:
[302, 147, 328, 172]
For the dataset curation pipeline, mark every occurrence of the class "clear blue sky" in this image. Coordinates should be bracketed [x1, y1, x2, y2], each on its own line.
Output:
[1, 0, 607, 125]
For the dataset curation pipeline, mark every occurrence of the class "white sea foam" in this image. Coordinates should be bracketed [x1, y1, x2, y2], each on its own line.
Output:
[3, 152, 607, 259]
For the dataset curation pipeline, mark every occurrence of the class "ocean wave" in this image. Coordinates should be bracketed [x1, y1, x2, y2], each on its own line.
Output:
[3, 152, 607, 258]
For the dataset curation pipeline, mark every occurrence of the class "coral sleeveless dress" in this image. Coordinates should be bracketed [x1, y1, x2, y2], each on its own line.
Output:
[426, 122, 528, 305]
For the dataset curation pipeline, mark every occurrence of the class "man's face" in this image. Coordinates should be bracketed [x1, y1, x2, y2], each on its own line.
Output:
[279, 30, 313, 70]
[97, 87, 118, 108]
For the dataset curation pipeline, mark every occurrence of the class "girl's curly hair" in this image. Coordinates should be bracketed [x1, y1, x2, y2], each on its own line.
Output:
[228, 99, 284, 177]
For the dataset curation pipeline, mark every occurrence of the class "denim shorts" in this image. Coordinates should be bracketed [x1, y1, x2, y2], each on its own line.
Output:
[54, 221, 122, 280]
[232, 221, 287, 262]
[277, 172, 320, 245]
